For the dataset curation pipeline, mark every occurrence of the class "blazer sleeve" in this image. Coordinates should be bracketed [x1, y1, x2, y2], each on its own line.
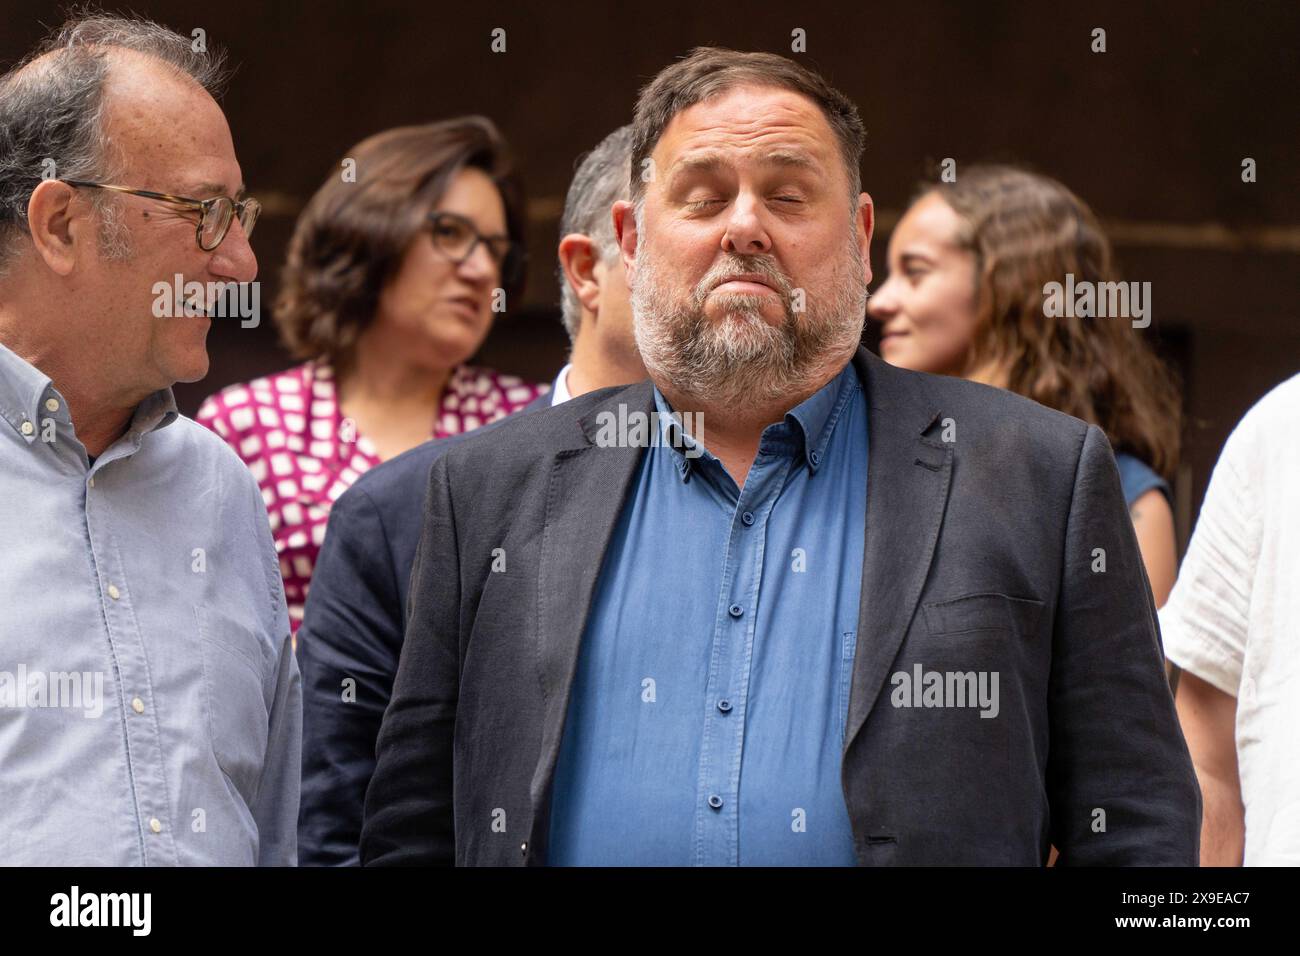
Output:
[1046, 424, 1202, 865]
[296, 484, 404, 865]
[360, 455, 460, 865]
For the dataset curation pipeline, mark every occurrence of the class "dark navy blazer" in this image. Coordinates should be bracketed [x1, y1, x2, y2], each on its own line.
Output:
[296, 393, 550, 865]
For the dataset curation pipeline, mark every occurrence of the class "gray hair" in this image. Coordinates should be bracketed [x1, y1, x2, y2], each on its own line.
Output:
[556, 125, 633, 342]
[0, 11, 229, 275]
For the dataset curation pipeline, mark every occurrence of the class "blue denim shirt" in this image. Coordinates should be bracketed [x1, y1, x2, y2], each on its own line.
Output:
[548, 362, 868, 865]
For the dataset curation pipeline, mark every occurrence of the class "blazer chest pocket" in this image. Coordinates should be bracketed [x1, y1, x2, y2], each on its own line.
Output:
[922, 592, 1044, 638]
[195, 605, 270, 802]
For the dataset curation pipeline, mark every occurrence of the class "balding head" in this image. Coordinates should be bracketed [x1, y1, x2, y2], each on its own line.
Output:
[0, 13, 229, 273]
[0, 12, 255, 428]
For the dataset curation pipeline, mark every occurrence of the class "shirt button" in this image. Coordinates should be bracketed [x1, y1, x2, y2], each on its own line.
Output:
[708, 795, 724, 810]
[131, 697, 145, 714]
[520, 842, 528, 855]
[740, 511, 755, 526]
[88, 477, 95, 488]
[20, 421, 33, 436]
[149, 818, 162, 834]
[717, 699, 732, 713]
[810, 450, 822, 466]
[44, 397, 60, 412]
[107, 584, 121, 600]
[728, 604, 743, 618]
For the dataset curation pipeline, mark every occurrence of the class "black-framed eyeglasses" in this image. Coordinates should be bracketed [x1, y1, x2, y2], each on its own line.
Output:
[61, 179, 261, 252]
[427, 211, 525, 288]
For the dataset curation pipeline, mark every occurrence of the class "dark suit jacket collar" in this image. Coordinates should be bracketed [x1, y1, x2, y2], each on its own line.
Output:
[841, 347, 954, 755]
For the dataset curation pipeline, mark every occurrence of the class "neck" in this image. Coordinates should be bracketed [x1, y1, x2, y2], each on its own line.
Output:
[964, 356, 1010, 390]
[656, 372, 832, 489]
[655, 347, 853, 488]
[336, 328, 452, 408]
[565, 328, 646, 397]
[0, 305, 141, 459]
[60, 382, 137, 459]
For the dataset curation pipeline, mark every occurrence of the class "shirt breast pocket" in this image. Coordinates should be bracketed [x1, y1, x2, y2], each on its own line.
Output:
[194, 605, 270, 803]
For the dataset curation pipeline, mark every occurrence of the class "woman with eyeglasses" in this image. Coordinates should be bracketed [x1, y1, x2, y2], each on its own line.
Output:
[197, 117, 545, 633]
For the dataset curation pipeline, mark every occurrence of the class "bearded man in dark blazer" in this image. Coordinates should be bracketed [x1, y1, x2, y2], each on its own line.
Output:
[361, 47, 1200, 867]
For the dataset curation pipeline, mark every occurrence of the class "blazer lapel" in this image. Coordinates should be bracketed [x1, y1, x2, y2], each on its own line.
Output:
[527, 383, 652, 857]
[844, 348, 954, 754]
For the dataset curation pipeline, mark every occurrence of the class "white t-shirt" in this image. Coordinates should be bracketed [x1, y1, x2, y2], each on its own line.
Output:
[1160, 372, 1300, 866]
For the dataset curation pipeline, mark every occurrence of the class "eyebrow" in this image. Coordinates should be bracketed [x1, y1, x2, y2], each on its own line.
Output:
[190, 181, 247, 200]
[899, 251, 937, 267]
[668, 153, 727, 184]
[431, 210, 510, 241]
[667, 148, 819, 187]
[757, 149, 817, 171]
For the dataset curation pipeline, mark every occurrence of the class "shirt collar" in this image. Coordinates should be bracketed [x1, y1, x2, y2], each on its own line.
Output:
[128, 387, 180, 436]
[0, 341, 178, 447]
[649, 360, 860, 482]
[550, 363, 573, 406]
[650, 384, 711, 482]
[783, 361, 861, 473]
[0, 342, 53, 443]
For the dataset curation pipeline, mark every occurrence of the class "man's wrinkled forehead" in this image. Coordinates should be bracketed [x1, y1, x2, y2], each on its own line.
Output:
[653, 86, 842, 187]
[100, 49, 238, 190]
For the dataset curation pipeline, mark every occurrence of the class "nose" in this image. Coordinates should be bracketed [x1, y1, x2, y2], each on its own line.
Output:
[720, 193, 772, 256]
[209, 217, 258, 284]
[866, 274, 899, 321]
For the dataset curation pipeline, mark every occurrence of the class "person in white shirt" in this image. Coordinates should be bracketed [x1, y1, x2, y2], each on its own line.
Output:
[1162, 371, 1300, 866]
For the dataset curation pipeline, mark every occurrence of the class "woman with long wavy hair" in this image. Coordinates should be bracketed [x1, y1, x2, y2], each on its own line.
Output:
[868, 164, 1181, 607]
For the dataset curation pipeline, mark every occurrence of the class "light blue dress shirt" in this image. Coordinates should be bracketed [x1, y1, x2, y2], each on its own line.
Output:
[548, 362, 868, 865]
[0, 343, 301, 865]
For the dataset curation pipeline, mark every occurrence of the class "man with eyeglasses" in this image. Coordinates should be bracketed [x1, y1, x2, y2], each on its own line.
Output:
[0, 14, 300, 865]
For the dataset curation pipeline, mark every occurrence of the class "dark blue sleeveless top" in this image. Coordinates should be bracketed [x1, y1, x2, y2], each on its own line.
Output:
[1114, 452, 1170, 508]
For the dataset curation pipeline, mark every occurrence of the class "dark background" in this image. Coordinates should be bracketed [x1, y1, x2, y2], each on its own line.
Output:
[4, 0, 1297, 546]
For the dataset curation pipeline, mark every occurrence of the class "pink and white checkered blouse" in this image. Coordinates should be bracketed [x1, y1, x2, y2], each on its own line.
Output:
[196, 360, 546, 631]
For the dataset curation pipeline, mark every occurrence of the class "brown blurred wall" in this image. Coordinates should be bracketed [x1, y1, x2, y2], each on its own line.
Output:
[2, 0, 1297, 545]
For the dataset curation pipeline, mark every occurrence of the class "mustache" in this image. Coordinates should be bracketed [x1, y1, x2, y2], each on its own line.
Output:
[691, 254, 795, 310]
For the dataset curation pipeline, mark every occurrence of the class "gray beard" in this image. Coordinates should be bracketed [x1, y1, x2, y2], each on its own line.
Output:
[631, 239, 868, 411]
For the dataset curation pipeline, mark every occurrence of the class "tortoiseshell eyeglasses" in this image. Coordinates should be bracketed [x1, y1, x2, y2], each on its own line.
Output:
[61, 179, 261, 252]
